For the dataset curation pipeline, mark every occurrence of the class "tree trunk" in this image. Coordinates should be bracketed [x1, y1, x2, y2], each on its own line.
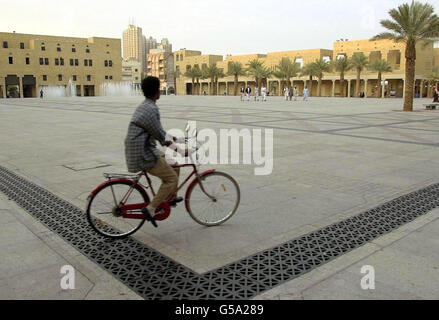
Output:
[356, 69, 361, 98]
[404, 41, 416, 112]
[377, 72, 382, 98]
[309, 76, 313, 97]
[197, 79, 200, 95]
[318, 75, 322, 97]
[340, 72, 345, 97]
[210, 77, 214, 95]
[192, 79, 195, 95]
[234, 75, 238, 96]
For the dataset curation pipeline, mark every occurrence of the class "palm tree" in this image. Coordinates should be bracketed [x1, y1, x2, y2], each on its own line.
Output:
[333, 57, 352, 97]
[302, 63, 319, 97]
[369, 60, 393, 98]
[372, 1, 439, 111]
[202, 64, 224, 95]
[227, 62, 247, 96]
[171, 69, 181, 95]
[351, 53, 369, 98]
[258, 66, 273, 90]
[313, 58, 332, 97]
[215, 68, 225, 95]
[247, 59, 264, 88]
[276, 57, 301, 91]
[184, 66, 202, 95]
[273, 70, 286, 96]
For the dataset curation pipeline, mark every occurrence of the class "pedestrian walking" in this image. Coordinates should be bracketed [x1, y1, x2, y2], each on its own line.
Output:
[288, 87, 293, 101]
[245, 86, 252, 101]
[40, 89, 44, 99]
[303, 87, 309, 101]
[240, 87, 245, 101]
[261, 86, 267, 102]
[434, 85, 439, 103]
[284, 87, 289, 101]
[294, 86, 299, 101]
[254, 86, 259, 101]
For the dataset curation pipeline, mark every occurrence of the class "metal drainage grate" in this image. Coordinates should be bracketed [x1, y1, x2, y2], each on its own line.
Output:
[1, 165, 438, 299]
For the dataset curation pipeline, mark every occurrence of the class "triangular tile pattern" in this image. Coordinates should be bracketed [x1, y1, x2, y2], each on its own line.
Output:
[1, 166, 438, 300]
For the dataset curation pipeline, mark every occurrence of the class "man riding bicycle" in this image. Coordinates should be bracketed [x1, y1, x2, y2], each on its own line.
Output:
[125, 76, 187, 228]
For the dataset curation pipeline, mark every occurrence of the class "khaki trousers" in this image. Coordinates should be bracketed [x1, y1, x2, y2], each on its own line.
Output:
[146, 152, 180, 208]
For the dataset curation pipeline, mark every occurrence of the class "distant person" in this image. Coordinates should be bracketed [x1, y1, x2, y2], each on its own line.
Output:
[303, 87, 309, 101]
[240, 87, 245, 101]
[288, 87, 293, 101]
[284, 87, 289, 101]
[254, 86, 259, 101]
[40, 89, 44, 99]
[245, 86, 251, 101]
[434, 85, 439, 103]
[261, 86, 267, 102]
[224, 90, 227, 96]
[293, 86, 299, 101]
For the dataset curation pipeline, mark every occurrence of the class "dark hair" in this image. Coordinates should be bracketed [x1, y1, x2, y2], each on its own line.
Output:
[141, 76, 160, 99]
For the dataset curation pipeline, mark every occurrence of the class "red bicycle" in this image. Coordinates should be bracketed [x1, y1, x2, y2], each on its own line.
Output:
[86, 142, 241, 239]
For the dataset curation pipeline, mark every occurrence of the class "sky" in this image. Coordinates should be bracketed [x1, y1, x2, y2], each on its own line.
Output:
[0, 0, 426, 56]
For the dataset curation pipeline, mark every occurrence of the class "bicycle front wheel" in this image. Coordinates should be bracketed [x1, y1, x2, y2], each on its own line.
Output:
[86, 181, 148, 239]
[187, 172, 240, 227]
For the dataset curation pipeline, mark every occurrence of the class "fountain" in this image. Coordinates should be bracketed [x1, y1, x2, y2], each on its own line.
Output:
[99, 82, 140, 97]
[40, 78, 77, 98]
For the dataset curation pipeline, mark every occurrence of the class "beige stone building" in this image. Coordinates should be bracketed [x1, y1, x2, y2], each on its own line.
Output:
[146, 49, 174, 94]
[122, 59, 143, 88]
[123, 25, 145, 74]
[0, 32, 121, 98]
[175, 39, 438, 98]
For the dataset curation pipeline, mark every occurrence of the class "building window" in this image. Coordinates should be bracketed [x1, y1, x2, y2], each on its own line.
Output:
[40, 58, 44, 65]
[109, 76, 113, 80]
[58, 74, 63, 81]
[84, 59, 88, 66]
[72, 47, 76, 53]
[86, 48, 90, 53]
[73, 75, 77, 81]
[3, 41, 8, 48]
[55, 58, 59, 66]
[43, 75, 47, 81]
[45, 58, 49, 65]
[105, 76, 108, 80]
[87, 75, 91, 81]
[20, 42, 25, 49]
[60, 58, 64, 66]
[88, 59, 92, 67]
[75, 59, 78, 66]
[104, 60, 108, 67]
[41, 46, 45, 51]
[8, 57, 13, 64]
[70, 59, 74, 66]
[57, 46, 61, 52]
[26, 57, 30, 65]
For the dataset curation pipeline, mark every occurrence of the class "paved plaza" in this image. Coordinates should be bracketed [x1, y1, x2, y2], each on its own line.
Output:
[0, 95, 438, 299]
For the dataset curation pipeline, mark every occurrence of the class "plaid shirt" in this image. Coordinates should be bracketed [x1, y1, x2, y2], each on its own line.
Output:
[125, 98, 167, 173]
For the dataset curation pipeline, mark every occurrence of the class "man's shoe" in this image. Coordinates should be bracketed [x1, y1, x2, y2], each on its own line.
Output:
[169, 197, 184, 208]
[141, 208, 158, 228]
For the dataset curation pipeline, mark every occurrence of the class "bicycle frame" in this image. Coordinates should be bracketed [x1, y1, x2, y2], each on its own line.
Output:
[104, 162, 216, 221]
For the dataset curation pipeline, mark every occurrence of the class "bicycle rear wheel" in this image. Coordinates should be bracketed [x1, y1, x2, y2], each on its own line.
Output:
[86, 181, 148, 239]
[186, 172, 240, 227]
